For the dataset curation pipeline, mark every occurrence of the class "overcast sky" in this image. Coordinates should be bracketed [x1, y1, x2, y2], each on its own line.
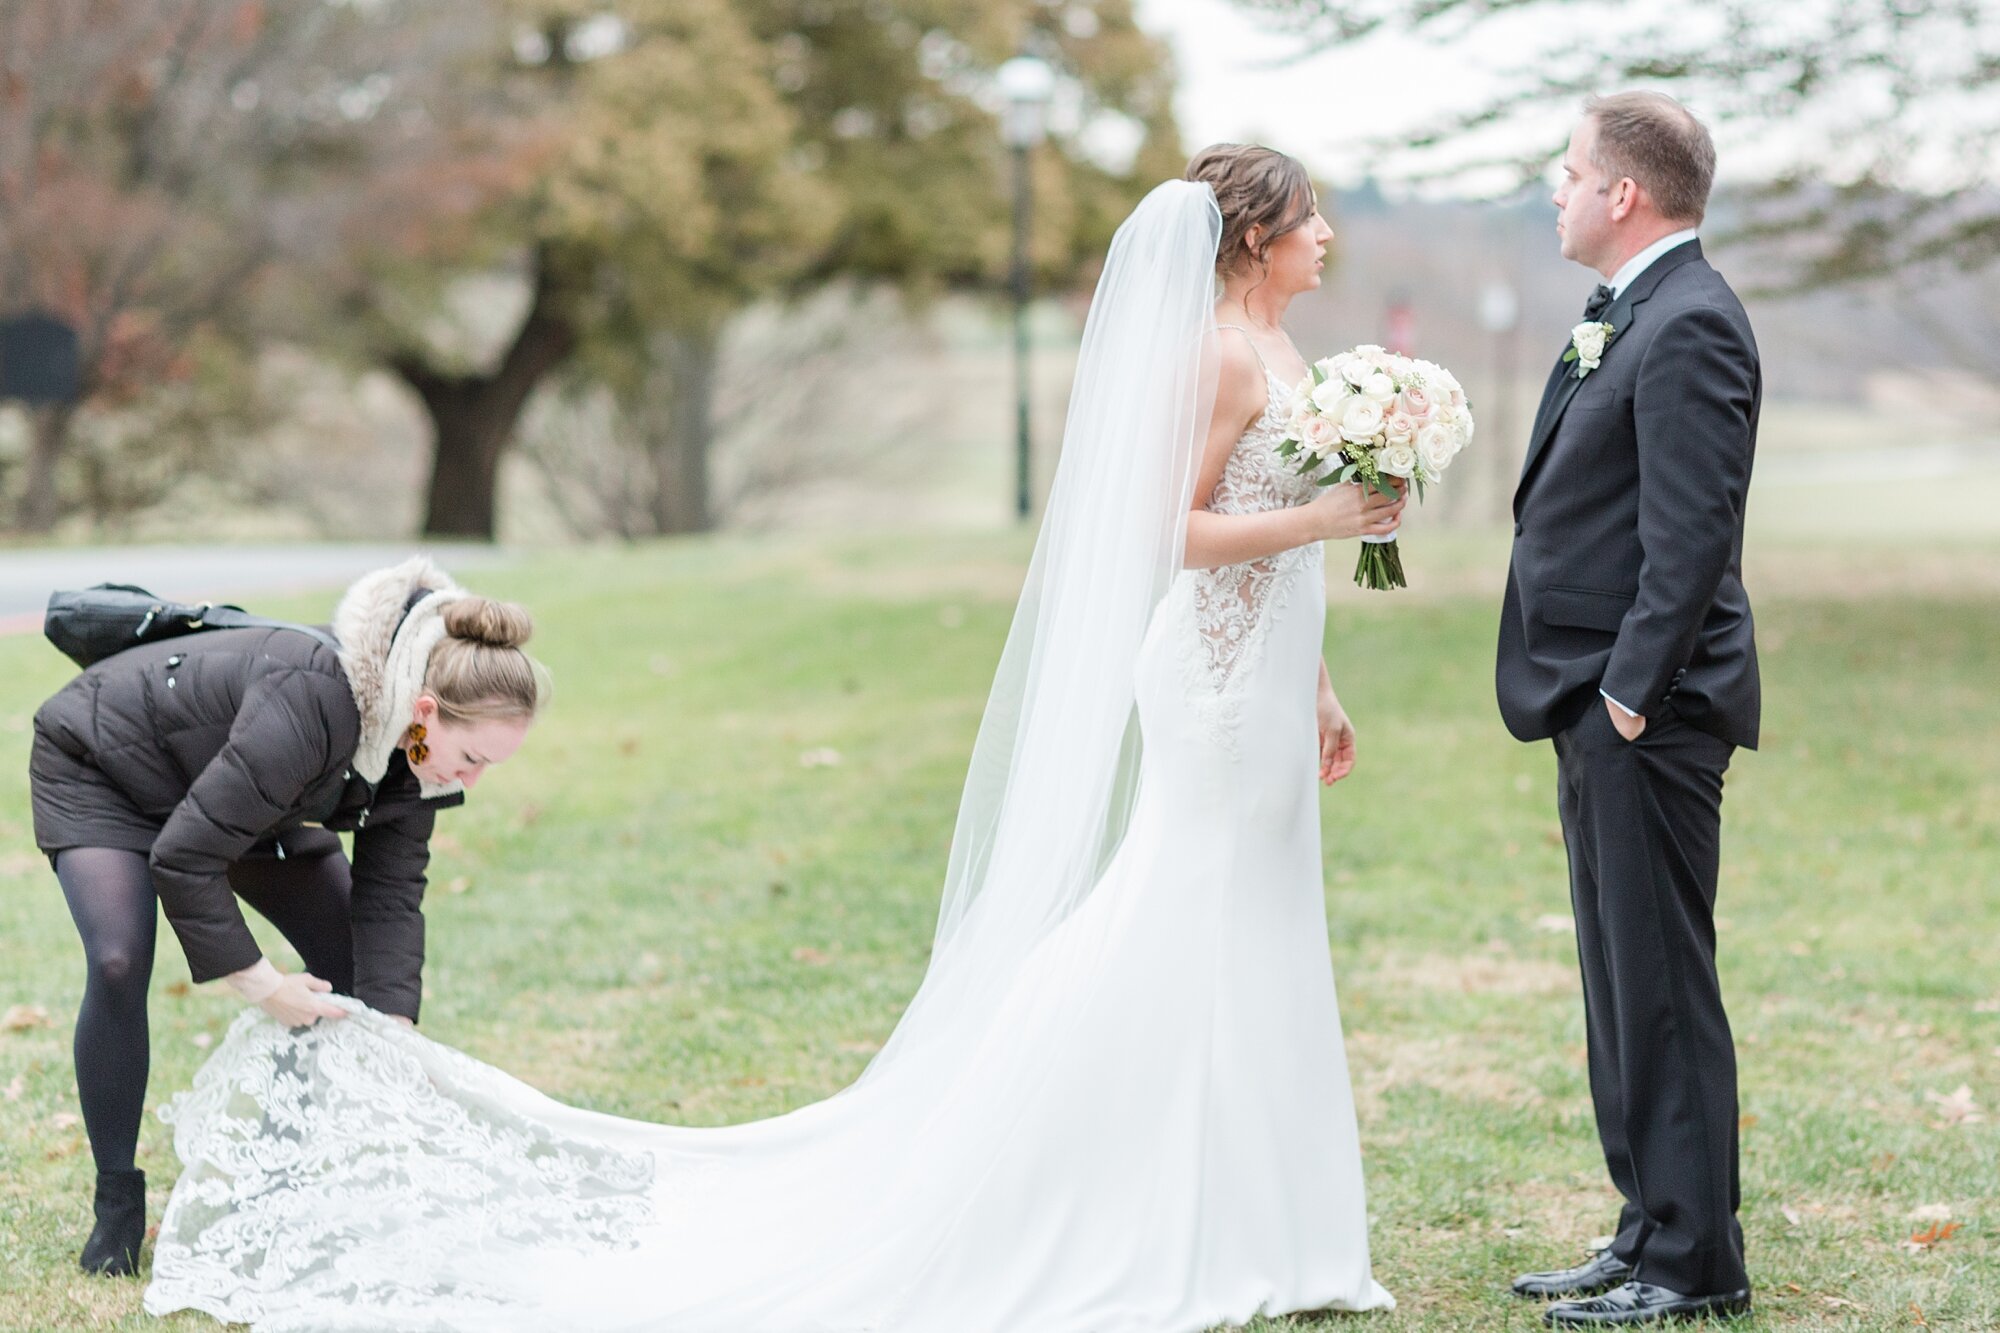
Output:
[1126, 0, 1988, 196]
[1130, 0, 1556, 191]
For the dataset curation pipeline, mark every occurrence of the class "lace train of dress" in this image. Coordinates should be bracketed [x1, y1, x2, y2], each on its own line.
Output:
[144, 367, 1392, 1331]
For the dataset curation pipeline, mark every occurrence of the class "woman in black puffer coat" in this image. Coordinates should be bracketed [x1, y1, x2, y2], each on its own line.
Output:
[29, 557, 547, 1277]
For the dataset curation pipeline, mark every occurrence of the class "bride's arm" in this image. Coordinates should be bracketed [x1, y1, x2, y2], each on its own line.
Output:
[1182, 335, 1405, 570]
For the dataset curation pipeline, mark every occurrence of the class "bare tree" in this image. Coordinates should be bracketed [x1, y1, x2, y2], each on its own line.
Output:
[0, 0, 504, 531]
[1237, 1, 2000, 289]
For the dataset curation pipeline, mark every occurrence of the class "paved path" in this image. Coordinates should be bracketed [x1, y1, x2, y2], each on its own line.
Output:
[0, 543, 510, 635]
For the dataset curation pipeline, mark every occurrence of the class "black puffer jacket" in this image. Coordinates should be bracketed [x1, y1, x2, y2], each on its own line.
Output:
[32, 563, 470, 1020]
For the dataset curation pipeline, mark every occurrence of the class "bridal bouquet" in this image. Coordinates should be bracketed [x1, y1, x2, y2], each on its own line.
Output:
[1276, 344, 1475, 590]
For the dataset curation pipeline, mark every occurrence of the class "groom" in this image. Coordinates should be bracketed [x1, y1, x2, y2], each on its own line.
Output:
[1497, 92, 1760, 1327]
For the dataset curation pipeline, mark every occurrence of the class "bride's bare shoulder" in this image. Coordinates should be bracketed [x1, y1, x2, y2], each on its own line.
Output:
[1209, 326, 1269, 431]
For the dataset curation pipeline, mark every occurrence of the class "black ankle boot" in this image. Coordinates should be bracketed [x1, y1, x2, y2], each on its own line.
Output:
[79, 1168, 145, 1276]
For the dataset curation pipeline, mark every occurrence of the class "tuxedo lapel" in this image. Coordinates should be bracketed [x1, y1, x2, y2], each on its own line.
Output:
[1515, 240, 1706, 506]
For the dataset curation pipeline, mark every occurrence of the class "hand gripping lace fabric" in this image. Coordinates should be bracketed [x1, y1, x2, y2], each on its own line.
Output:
[144, 1003, 656, 1331]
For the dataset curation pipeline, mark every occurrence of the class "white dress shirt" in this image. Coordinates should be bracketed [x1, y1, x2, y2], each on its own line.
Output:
[1599, 227, 1700, 720]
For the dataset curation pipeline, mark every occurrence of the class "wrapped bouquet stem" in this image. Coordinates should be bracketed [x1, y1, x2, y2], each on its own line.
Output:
[1275, 344, 1476, 590]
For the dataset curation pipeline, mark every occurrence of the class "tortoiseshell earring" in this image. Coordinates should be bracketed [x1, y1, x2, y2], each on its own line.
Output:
[406, 722, 429, 767]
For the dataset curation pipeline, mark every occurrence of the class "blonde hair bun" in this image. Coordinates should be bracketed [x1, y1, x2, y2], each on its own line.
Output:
[442, 597, 534, 650]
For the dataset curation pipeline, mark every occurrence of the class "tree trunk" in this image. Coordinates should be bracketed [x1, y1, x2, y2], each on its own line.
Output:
[400, 245, 580, 540]
[17, 402, 76, 534]
[647, 324, 719, 535]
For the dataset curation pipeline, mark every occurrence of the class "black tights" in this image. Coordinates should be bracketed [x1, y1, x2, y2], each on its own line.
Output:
[56, 847, 355, 1174]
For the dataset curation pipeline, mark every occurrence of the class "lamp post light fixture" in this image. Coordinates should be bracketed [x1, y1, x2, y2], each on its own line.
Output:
[998, 53, 1054, 520]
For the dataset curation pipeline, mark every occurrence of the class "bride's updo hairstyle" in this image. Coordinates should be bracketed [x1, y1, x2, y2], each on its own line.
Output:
[423, 597, 551, 723]
[1185, 144, 1316, 277]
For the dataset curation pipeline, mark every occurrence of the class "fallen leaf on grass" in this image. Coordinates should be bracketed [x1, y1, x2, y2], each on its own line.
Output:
[1924, 1084, 1982, 1126]
[1901, 1220, 1961, 1252]
[2, 1003, 51, 1031]
[1911, 1303, 1929, 1326]
[1823, 1295, 1865, 1311]
[164, 980, 191, 997]
[1782, 1282, 1803, 1294]
[1739, 1114, 1759, 1131]
[1781, 1206, 1803, 1226]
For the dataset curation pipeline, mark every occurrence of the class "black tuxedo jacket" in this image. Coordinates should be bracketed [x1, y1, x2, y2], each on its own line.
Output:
[1498, 240, 1761, 749]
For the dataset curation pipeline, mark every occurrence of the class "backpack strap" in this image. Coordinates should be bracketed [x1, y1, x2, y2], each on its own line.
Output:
[196, 605, 341, 655]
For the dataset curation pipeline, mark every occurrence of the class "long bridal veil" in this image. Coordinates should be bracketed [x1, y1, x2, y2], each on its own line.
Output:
[866, 176, 1222, 1078]
[144, 179, 1227, 1332]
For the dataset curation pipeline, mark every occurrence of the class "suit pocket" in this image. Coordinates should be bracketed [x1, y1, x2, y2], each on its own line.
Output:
[1540, 585, 1634, 632]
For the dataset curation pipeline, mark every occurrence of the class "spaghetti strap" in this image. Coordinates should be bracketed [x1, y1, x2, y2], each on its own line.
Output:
[1214, 323, 1273, 377]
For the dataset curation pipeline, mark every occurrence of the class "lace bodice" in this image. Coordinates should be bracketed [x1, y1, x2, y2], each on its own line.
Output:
[1206, 364, 1323, 517]
[1169, 337, 1327, 744]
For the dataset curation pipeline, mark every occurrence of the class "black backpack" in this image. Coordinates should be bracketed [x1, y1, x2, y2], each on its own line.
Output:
[44, 583, 338, 669]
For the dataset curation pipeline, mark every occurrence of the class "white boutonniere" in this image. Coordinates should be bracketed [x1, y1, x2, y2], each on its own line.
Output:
[1563, 321, 1615, 379]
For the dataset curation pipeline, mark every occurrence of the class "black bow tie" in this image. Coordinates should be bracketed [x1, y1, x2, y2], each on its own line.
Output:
[1582, 284, 1614, 320]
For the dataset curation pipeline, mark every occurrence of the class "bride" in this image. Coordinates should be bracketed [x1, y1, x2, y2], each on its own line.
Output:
[144, 145, 1406, 1332]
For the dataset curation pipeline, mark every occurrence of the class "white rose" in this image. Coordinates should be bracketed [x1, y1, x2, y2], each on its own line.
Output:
[1383, 411, 1418, 444]
[1338, 357, 1373, 389]
[1570, 321, 1609, 367]
[1302, 413, 1339, 452]
[1338, 395, 1386, 444]
[1418, 422, 1456, 475]
[1310, 376, 1350, 414]
[1454, 414, 1475, 450]
[1378, 443, 1419, 478]
[1360, 371, 1397, 404]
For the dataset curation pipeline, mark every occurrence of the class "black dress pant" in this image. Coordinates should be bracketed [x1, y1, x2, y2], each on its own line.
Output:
[56, 846, 354, 1175]
[1553, 701, 1747, 1296]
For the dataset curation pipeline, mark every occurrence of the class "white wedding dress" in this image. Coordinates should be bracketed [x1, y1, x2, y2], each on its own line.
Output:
[144, 184, 1392, 1333]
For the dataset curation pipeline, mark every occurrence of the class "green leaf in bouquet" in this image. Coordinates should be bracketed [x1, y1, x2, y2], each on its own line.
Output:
[1561, 347, 1580, 364]
[1370, 475, 1401, 501]
[1338, 463, 1359, 482]
[1311, 363, 1327, 386]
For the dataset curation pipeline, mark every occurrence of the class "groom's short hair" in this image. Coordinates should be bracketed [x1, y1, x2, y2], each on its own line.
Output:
[1584, 91, 1716, 224]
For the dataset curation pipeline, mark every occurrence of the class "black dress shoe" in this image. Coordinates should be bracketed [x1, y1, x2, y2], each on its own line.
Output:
[79, 1168, 146, 1276]
[1512, 1248, 1634, 1299]
[1545, 1281, 1752, 1326]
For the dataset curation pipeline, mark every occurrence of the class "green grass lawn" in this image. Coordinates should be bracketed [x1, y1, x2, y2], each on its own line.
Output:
[0, 532, 1993, 1330]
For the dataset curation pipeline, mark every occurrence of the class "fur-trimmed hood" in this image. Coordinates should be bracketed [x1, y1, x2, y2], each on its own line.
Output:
[332, 555, 468, 798]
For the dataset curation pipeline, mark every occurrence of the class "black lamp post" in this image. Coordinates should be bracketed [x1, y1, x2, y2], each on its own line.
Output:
[998, 54, 1053, 520]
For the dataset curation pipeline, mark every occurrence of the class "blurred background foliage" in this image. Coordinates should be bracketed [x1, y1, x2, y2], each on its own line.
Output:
[0, 0, 1994, 547]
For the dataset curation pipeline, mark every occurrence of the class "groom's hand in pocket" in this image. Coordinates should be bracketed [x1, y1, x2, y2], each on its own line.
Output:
[1605, 695, 1648, 741]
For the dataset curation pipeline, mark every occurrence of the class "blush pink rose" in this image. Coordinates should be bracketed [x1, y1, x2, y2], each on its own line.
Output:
[1397, 385, 1435, 421]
